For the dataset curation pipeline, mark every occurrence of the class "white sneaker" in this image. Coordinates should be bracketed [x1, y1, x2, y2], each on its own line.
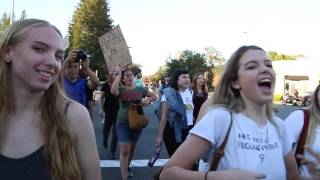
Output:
[127, 168, 134, 178]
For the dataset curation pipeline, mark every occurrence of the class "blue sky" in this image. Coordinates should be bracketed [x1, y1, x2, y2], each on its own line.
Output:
[1, 0, 319, 75]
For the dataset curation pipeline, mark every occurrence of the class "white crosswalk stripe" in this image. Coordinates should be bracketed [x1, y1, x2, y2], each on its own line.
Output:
[100, 159, 168, 167]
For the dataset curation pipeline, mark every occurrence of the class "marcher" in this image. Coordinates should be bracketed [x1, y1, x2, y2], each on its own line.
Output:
[155, 69, 194, 157]
[160, 45, 302, 180]
[159, 75, 171, 98]
[63, 49, 100, 113]
[134, 70, 144, 87]
[0, 19, 100, 180]
[111, 65, 156, 180]
[79, 67, 97, 118]
[100, 71, 119, 159]
[192, 72, 208, 121]
[285, 84, 320, 177]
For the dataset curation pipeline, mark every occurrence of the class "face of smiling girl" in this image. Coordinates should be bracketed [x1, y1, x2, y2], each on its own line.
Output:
[8, 26, 63, 92]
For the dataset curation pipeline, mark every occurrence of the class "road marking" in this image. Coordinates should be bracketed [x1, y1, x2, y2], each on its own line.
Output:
[100, 159, 168, 167]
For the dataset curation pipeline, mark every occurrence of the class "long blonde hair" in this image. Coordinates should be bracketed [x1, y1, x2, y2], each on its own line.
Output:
[0, 19, 80, 180]
[306, 84, 320, 145]
[212, 45, 275, 123]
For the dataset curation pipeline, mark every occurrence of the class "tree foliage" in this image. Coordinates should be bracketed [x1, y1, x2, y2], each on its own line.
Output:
[204, 47, 225, 68]
[68, 0, 113, 80]
[166, 50, 209, 78]
[158, 49, 224, 91]
[150, 48, 225, 91]
[0, 11, 27, 33]
[0, 13, 11, 32]
[268, 51, 297, 61]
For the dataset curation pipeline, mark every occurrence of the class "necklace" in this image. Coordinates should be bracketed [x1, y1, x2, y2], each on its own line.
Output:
[259, 123, 269, 162]
[236, 113, 270, 163]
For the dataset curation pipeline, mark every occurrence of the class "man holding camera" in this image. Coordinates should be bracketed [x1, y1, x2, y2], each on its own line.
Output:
[63, 49, 100, 115]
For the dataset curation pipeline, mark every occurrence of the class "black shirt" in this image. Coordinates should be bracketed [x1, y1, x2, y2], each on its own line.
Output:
[0, 146, 51, 180]
[101, 83, 119, 112]
[193, 92, 208, 119]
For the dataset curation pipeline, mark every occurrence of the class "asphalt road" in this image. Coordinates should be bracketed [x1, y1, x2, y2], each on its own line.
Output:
[92, 100, 301, 180]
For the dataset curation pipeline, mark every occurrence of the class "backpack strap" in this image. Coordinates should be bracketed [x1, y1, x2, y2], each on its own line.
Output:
[209, 111, 233, 171]
[64, 101, 71, 114]
[295, 109, 310, 168]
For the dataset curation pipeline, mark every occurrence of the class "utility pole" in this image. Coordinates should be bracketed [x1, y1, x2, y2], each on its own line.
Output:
[10, 0, 15, 24]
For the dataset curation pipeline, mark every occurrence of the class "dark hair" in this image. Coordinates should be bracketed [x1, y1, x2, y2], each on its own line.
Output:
[120, 68, 132, 85]
[171, 69, 189, 90]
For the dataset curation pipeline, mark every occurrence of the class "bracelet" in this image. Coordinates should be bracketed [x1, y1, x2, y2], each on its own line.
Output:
[204, 172, 209, 180]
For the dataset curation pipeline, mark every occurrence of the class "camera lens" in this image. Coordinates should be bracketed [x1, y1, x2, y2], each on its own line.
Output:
[77, 50, 87, 61]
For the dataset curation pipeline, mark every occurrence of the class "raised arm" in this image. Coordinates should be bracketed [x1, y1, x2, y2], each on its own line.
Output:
[111, 67, 122, 96]
[82, 59, 100, 90]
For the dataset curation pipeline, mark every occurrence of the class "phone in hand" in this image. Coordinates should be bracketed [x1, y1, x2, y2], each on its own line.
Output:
[148, 145, 161, 167]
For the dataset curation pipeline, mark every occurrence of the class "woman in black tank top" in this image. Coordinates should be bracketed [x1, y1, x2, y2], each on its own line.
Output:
[191, 72, 208, 121]
[0, 19, 101, 180]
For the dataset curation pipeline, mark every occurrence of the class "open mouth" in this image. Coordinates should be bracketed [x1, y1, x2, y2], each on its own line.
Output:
[258, 79, 272, 89]
[37, 70, 53, 79]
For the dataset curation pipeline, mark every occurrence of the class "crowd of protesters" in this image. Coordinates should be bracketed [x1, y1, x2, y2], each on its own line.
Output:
[1, 18, 320, 180]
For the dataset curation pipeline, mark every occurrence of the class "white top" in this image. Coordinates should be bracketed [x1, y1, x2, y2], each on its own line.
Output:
[161, 89, 194, 125]
[284, 110, 320, 177]
[190, 108, 291, 180]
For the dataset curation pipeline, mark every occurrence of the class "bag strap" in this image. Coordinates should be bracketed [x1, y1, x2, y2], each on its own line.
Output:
[209, 111, 233, 171]
[295, 109, 310, 168]
[64, 101, 71, 114]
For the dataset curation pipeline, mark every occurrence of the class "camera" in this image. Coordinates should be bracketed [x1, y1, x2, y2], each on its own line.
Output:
[76, 50, 87, 62]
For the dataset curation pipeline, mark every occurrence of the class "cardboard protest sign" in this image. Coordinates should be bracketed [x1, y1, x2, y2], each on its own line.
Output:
[99, 25, 132, 73]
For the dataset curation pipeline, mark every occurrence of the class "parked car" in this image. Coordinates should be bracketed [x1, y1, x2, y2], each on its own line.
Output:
[281, 93, 303, 106]
[281, 91, 312, 106]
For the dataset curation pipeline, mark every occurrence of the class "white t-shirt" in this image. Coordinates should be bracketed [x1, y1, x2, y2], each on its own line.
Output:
[190, 108, 291, 180]
[161, 89, 194, 125]
[284, 110, 320, 177]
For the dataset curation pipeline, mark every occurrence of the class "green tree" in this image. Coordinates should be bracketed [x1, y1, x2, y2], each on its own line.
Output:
[204, 47, 225, 90]
[268, 51, 297, 61]
[165, 50, 214, 90]
[0, 12, 11, 32]
[151, 48, 225, 91]
[0, 11, 27, 33]
[153, 66, 168, 83]
[68, 0, 113, 80]
[204, 47, 225, 68]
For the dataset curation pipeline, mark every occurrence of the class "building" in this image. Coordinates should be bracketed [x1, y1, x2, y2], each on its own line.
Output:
[273, 58, 320, 97]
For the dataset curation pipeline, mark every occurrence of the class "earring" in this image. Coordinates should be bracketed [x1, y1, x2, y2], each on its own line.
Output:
[5, 56, 12, 63]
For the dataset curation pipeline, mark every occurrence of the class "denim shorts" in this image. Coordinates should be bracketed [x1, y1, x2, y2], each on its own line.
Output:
[116, 122, 142, 144]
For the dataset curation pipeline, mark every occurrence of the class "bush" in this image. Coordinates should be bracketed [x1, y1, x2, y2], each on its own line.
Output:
[274, 94, 283, 101]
